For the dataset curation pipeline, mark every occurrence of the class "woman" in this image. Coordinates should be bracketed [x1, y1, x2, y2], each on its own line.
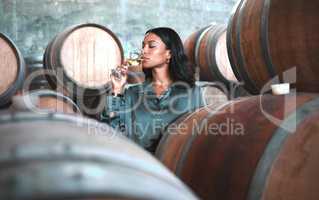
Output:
[101, 27, 203, 152]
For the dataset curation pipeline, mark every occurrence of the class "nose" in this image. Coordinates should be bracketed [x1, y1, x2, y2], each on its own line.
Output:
[142, 47, 147, 54]
[141, 45, 150, 54]
[141, 49, 148, 59]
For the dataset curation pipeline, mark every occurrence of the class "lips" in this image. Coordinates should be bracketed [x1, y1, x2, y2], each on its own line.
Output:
[142, 57, 149, 59]
[142, 57, 150, 62]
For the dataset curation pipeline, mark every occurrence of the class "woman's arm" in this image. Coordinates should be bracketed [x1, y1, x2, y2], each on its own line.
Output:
[100, 64, 131, 134]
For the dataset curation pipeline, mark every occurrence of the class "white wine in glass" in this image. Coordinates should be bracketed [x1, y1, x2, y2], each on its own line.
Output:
[111, 50, 143, 80]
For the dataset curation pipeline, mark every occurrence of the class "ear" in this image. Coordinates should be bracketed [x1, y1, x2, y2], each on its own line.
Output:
[166, 50, 171, 59]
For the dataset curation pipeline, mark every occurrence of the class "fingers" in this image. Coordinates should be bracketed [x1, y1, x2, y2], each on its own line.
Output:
[110, 65, 128, 85]
[118, 65, 128, 76]
[110, 69, 121, 80]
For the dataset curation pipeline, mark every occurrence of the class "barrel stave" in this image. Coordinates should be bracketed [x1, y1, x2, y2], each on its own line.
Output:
[156, 93, 319, 200]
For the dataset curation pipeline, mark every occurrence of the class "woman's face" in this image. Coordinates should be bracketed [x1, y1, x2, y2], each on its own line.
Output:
[141, 33, 171, 69]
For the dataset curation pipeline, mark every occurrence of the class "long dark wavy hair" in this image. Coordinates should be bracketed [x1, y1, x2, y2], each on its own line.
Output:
[143, 27, 195, 87]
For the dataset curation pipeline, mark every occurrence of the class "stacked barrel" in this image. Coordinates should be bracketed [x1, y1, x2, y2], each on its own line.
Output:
[156, 93, 319, 200]
[184, 24, 238, 88]
[184, 0, 319, 95]
[0, 33, 25, 108]
[157, 0, 319, 200]
[43, 23, 123, 97]
[42, 23, 125, 116]
[21, 58, 79, 114]
[0, 110, 198, 199]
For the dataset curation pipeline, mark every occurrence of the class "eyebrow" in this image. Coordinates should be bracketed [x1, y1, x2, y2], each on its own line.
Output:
[142, 40, 158, 44]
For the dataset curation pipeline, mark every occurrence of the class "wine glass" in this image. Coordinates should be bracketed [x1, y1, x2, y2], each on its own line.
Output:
[127, 49, 143, 66]
[111, 49, 143, 80]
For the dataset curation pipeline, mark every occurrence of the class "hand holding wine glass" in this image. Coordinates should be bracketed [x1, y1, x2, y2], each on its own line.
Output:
[110, 50, 143, 95]
[110, 64, 128, 95]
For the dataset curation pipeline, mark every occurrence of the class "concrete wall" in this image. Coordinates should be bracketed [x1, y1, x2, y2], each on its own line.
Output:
[0, 0, 238, 62]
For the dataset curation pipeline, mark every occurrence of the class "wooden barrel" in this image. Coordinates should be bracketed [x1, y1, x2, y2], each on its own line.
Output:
[43, 23, 124, 97]
[24, 58, 54, 91]
[196, 81, 229, 106]
[13, 89, 81, 114]
[0, 33, 26, 107]
[18, 59, 78, 114]
[0, 111, 198, 200]
[78, 93, 107, 120]
[227, 0, 319, 94]
[156, 93, 319, 200]
[184, 25, 238, 88]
